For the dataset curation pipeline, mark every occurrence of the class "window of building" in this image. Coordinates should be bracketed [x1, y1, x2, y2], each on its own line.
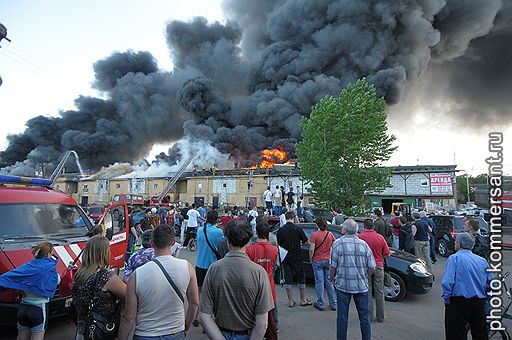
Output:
[421, 179, 429, 187]
[223, 183, 227, 188]
[116, 183, 121, 189]
[153, 184, 159, 190]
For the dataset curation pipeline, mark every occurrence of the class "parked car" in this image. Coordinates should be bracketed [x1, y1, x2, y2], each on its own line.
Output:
[131, 210, 146, 225]
[277, 223, 433, 302]
[431, 215, 489, 257]
[302, 208, 335, 222]
[87, 205, 105, 224]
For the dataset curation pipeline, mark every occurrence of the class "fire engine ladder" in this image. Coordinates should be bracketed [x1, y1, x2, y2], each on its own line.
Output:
[156, 149, 199, 202]
[49, 150, 73, 186]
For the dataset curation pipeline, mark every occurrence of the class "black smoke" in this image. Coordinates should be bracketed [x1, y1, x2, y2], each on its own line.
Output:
[1, 0, 509, 175]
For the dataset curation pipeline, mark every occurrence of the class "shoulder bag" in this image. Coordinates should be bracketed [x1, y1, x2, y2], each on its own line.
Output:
[153, 259, 184, 304]
[204, 225, 222, 260]
[312, 231, 330, 258]
[84, 272, 121, 340]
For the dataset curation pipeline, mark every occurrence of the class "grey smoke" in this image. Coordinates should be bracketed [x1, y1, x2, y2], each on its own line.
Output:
[1, 0, 509, 176]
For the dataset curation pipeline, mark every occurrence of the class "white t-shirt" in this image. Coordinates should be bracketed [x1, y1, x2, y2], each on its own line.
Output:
[274, 190, 282, 206]
[187, 209, 200, 228]
[263, 190, 273, 202]
[248, 209, 258, 230]
[279, 214, 287, 228]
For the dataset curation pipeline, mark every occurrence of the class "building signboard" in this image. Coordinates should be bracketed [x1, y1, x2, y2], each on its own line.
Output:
[430, 173, 453, 195]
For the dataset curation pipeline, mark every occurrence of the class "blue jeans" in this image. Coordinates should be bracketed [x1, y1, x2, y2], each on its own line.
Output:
[274, 303, 279, 329]
[133, 331, 185, 340]
[312, 260, 336, 309]
[336, 290, 371, 340]
[393, 235, 400, 249]
[429, 233, 437, 262]
[296, 202, 302, 218]
[220, 331, 249, 340]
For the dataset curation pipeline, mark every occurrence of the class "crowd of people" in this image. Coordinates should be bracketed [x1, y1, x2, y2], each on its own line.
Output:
[0, 198, 495, 340]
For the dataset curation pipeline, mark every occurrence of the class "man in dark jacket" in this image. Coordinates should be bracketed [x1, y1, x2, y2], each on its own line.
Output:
[464, 219, 490, 260]
[374, 209, 393, 248]
[412, 212, 432, 273]
[398, 216, 415, 255]
[420, 211, 437, 264]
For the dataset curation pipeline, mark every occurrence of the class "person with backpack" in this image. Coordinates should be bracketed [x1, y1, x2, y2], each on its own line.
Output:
[465, 219, 490, 260]
[373, 209, 393, 248]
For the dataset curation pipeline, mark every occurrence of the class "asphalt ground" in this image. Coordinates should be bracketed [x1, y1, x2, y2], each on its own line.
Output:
[2, 236, 512, 340]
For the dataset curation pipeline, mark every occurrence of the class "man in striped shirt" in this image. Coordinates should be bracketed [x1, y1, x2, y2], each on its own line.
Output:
[330, 219, 376, 340]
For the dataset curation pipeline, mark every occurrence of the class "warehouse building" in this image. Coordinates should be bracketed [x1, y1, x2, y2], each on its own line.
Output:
[367, 165, 458, 213]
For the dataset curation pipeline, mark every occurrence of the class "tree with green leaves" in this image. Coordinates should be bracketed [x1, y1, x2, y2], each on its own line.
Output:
[297, 78, 396, 215]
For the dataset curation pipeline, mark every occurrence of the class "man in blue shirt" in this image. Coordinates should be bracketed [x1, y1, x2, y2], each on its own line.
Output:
[197, 203, 207, 227]
[442, 232, 492, 339]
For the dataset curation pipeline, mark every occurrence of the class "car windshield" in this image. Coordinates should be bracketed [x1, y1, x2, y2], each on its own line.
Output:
[312, 209, 334, 221]
[89, 207, 103, 214]
[0, 203, 92, 240]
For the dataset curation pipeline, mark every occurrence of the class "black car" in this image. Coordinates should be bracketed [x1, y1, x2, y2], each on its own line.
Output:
[431, 215, 489, 257]
[303, 208, 334, 222]
[283, 223, 433, 302]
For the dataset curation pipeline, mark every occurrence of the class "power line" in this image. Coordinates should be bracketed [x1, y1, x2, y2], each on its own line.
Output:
[2, 44, 69, 77]
[0, 48, 73, 88]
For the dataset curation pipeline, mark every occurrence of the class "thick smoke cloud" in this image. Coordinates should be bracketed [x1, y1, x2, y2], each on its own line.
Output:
[0, 0, 508, 176]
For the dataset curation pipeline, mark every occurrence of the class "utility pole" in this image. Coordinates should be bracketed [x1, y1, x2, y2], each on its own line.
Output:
[466, 172, 471, 203]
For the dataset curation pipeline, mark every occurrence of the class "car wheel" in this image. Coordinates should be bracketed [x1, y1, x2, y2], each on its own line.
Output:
[385, 271, 406, 302]
[187, 238, 197, 252]
[438, 239, 449, 257]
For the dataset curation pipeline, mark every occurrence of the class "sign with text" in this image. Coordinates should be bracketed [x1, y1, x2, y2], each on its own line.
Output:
[430, 173, 453, 195]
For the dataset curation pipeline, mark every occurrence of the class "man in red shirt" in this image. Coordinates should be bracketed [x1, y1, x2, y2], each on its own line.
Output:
[358, 219, 390, 323]
[247, 221, 279, 339]
[219, 208, 233, 227]
[390, 211, 401, 249]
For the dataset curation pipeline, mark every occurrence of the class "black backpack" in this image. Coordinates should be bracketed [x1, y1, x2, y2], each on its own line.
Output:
[473, 234, 490, 260]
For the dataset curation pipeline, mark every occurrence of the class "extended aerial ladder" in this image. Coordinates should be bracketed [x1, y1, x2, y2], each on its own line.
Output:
[49, 150, 83, 186]
[156, 149, 199, 202]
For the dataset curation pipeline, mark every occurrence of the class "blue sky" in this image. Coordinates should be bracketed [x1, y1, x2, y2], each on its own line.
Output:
[0, 0, 509, 175]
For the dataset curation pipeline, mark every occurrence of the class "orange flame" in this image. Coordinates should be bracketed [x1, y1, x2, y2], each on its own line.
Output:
[248, 149, 289, 169]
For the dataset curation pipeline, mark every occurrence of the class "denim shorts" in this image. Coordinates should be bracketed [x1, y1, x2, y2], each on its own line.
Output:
[17, 302, 48, 333]
[133, 331, 185, 340]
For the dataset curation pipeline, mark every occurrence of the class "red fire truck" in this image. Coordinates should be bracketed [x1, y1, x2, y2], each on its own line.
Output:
[0, 175, 129, 326]
[111, 193, 144, 207]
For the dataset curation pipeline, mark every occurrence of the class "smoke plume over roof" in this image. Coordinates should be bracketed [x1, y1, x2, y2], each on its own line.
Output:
[1, 0, 509, 176]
